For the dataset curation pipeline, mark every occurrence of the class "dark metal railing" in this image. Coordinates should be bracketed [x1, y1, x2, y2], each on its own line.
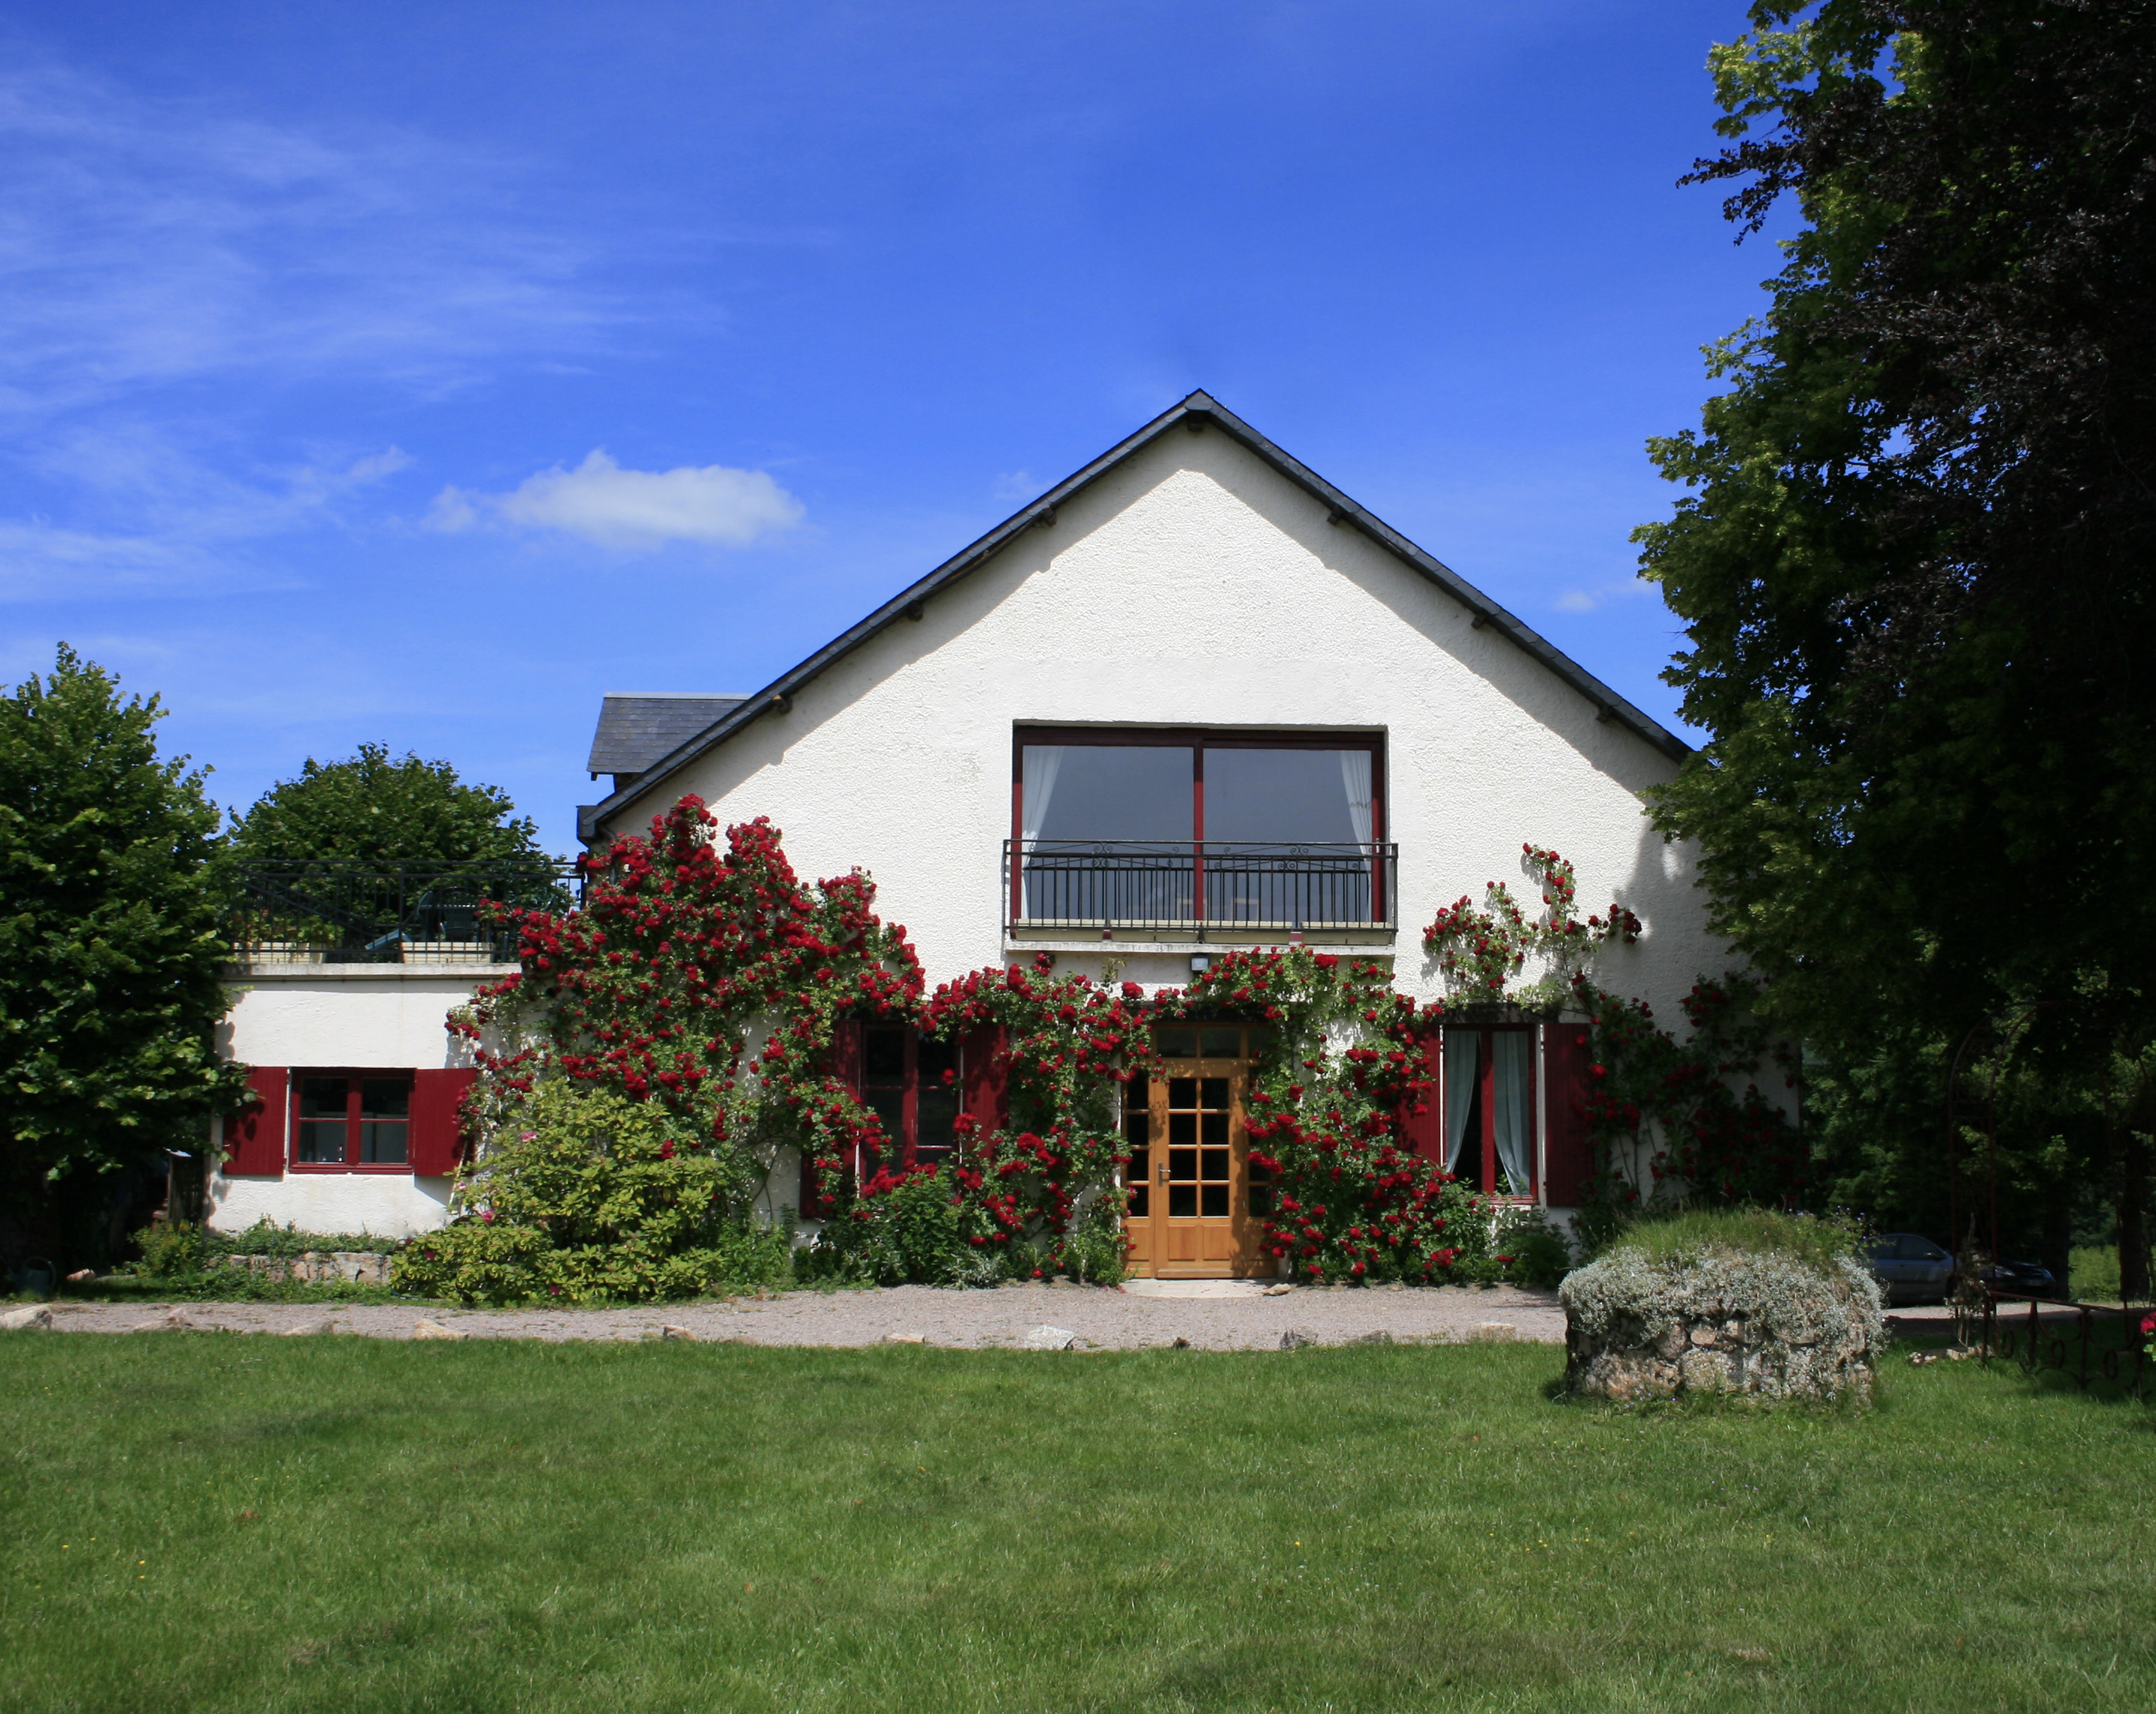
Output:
[1005, 840, 1396, 934]
[1981, 1291, 2148, 1395]
[226, 860, 580, 965]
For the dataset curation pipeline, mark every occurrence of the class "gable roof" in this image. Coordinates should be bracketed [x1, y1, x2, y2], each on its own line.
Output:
[584, 392, 1688, 840]
[587, 693, 749, 779]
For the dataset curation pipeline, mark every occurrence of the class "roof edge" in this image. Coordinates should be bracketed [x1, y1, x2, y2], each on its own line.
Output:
[586, 392, 1688, 840]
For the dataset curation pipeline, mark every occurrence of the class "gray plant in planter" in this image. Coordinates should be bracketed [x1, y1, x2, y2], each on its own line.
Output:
[1560, 1220, 1883, 1404]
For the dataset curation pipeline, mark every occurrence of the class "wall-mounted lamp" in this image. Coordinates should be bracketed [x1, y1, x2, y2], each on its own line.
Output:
[1189, 954, 1211, 977]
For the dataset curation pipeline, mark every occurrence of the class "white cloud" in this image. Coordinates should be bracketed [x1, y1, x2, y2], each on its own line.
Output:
[991, 469, 1037, 503]
[0, 441, 410, 599]
[0, 68, 622, 415]
[430, 450, 803, 550]
[0, 66, 639, 591]
[1553, 578, 1655, 614]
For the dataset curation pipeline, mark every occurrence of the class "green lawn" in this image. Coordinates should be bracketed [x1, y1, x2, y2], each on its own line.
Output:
[2, 1333, 2151, 1712]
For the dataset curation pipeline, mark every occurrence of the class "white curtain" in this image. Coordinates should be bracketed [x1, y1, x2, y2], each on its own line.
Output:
[1021, 745, 1064, 919]
[1339, 749, 1373, 850]
[1492, 1032, 1534, 1195]
[1443, 1031, 1479, 1173]
[1021, 745, 1065, 848]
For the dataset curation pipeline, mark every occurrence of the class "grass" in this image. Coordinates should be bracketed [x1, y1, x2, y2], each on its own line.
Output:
[2, 1334, 2151, 1712]
[1603, 1207, 1861, 1273]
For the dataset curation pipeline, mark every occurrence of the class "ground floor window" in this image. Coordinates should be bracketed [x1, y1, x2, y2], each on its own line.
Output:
[1441, 1028, 1535, 1198]
[858, 1025, 959, 1177]
[293, 1072, 413, 1170]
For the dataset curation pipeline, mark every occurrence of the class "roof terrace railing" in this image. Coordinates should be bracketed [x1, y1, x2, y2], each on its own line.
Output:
[1004, 840, 1396, 937]
[226, 860, 580, 965]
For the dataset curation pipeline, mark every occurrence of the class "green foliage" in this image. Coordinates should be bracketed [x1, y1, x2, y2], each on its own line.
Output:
[1609, 1207, 1866, 1276]
[2072, 1246, 2122, 1305]
[811, 1164, 998, 1287]
[0, 647, 241, 1234]
[1637, 2, 2156, 1064]
[1492, 1207, 1573, 1288]
[389, 1080, 792, 1304]
[1574, 974, 1805, 1216]
[225, 741, 549, 866]
[130, 1222, 211, 1280]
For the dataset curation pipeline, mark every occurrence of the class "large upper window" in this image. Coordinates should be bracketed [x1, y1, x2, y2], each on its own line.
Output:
[1012, 728, 1385, 928]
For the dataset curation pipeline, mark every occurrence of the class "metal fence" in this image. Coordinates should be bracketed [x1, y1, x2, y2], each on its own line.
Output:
[226, 860, 580, 965]
[1981, 1291, 2148, 1395]
[1005, 840, 1397, 932]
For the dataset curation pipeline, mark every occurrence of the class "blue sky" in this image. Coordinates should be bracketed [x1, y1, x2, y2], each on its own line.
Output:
[0, 1, 1782, 856]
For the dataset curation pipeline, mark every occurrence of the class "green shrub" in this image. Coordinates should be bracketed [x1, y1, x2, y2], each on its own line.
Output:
[811, 1166, 997, 1287]
[389, 1078, 795, 1304]
[1609, 1207, 1864, 1276]
[2070, 1245, 2122, 1303]
[131, 1222, 210, 1279]
[1492, 1207, 1573, 1287]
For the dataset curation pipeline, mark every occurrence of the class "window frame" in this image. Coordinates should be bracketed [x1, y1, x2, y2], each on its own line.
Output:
[1011, 725, 1388, 925]
[286, 1068, 418, 1176]
[1011, 725, 1387, 846]
[854, 1025, 960, 1181]
[1440, 1025, 1540, 1202]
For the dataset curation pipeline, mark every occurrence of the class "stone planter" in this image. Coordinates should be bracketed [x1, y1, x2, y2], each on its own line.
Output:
[1560, 1248, 1882, 1403]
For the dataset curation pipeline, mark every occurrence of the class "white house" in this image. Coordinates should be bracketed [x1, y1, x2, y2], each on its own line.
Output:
[204, 393, 1728, 1263]
[572, 392, 1724, 1276]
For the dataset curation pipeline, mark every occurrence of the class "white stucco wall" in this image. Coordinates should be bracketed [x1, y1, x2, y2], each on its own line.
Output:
[204, 965, 501, 1239]
[598, 426, 1726, 1028]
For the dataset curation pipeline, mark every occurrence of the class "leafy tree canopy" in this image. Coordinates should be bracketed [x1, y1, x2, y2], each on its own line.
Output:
[0, 647, 240, 1208]
[226, 742, 551, 868]
[1638, 0, 2156, 1055]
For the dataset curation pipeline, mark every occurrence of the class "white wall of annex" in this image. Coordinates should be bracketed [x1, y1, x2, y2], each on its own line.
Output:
[603, 428, 1728, 1033]
[204, 971, 494, 1239]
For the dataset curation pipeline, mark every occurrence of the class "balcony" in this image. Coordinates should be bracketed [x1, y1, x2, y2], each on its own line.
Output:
[1005, 840, 1397, 943]
[226, 861, 580, 966]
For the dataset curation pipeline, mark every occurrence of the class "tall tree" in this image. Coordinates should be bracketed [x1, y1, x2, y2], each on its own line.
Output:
[1638, 2, 2156, 1285]
[1642, 0, 2156, 1040]
[0, 647, 240, 1263]
[226, 742, 550, 868]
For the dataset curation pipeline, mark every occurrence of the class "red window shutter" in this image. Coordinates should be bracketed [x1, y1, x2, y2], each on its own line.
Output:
[1542, 1022, 1595, 1207]
[410, 1068, 479, 1176]
[1396, 1031, 1445, 1163]
[962, 1026, 1007, 1134]
[801, 1022, 865, 1218]
[223, 1066, 288, 1175]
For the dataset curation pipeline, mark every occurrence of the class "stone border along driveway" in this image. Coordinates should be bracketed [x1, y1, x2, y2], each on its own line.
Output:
[29, 1281, 1567, 1349]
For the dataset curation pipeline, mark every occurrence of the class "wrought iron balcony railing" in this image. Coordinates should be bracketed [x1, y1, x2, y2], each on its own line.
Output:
[1005, 840, 1396, 935]
[226, 860, 580, 965]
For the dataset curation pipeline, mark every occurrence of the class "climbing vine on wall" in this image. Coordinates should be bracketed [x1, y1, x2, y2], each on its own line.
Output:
[1422, 843, 1640, 998]
[404, 806, 1795, 1300]
[1154, 949, 1528, 1283]
[1570, 972, 1806, 1225]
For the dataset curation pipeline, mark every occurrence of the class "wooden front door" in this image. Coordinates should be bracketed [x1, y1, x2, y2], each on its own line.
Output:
[1122, 1023, 1274, 1279]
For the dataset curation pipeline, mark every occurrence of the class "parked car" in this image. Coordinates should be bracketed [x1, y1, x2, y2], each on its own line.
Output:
[1970, 1258, 2059, 1298]
[1867, 1233, 1955, 1306]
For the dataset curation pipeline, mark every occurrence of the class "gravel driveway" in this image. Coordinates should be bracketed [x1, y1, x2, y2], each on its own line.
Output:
[32, 1281, 1565, 1349]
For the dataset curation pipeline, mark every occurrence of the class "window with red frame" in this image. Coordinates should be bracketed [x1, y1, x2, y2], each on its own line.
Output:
[292, 1072, 413, 1170]
[1439, 1027, 1537, 1199]
[858, 1026, 959, 1177]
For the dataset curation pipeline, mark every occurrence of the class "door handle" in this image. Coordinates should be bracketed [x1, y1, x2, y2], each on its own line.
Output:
[1157, 1163, 1168, 1183]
